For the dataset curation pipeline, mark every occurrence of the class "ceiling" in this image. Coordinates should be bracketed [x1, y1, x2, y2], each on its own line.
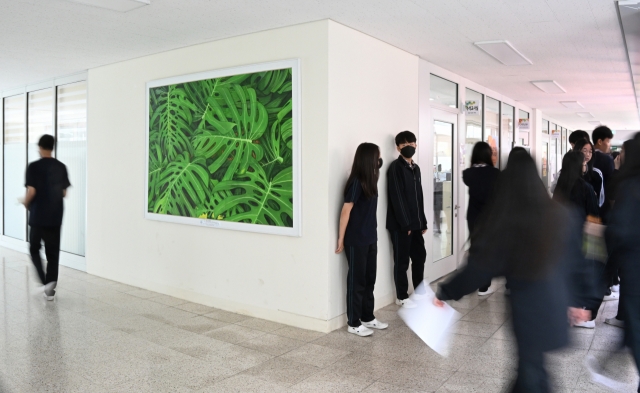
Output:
[1, 0, 639, 131]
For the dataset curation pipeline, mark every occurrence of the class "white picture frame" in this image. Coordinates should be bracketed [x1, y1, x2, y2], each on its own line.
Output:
[145, 59, 301, 237]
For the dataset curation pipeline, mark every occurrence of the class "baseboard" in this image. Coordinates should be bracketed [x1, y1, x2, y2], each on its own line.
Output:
[0, 236, 86, 272]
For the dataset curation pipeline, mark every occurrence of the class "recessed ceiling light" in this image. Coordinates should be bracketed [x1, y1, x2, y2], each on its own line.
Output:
[63, 0, 150, 12]
[531, 80, 566, 94]
[576, 112, 594, 118]
[474, 41, 533, 66]
[588, 121, 601, 125]
[560, 101, 583, 109]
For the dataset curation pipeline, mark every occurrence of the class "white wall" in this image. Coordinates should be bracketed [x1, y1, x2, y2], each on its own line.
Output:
[87, 21, 332, 331]
[326, 22, 419, 325]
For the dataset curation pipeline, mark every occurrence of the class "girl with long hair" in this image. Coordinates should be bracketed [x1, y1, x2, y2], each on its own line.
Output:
[573, 139, 605, 208]
[463, 141, 500, 295]
[434, 150, 594, 392]
[336, 143, 388, 337]
[553, 151, 599, 221]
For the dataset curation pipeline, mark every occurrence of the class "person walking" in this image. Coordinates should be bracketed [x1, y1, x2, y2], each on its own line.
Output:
[386, 131, 428, 309]
[462, 141, 500, 295]
[434, 150, 594, 392]
[336, 142, 388, 337]
[573, 139, 605, 208]
[21, 135, 70, 301]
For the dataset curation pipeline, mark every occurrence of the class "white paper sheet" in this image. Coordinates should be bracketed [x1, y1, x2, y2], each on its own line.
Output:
[397, 282, 460, 357]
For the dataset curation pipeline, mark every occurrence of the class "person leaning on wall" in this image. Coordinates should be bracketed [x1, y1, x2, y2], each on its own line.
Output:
[335, 143, 389, 337]
[386, 131, 428, 309]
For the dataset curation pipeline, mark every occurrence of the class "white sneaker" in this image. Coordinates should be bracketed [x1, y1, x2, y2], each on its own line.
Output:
[43, 292, 55, 301]
[361, 319, 388, 330]
[478, 288, 493, 296]
[574, 320, 595, 329]
[611, 285, 620, 293]
[43, 281, 56, 301]
[603, 292, 619, 301]
[347, 325, 373, 337]
[605, 318, 624, 328]
[396, 298, 417, 308]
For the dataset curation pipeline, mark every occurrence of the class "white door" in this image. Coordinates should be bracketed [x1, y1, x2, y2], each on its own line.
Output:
[428, 108, 460, 280]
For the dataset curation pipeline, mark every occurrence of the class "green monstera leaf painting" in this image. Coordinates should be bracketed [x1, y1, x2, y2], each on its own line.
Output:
[147, 67, 295, 229]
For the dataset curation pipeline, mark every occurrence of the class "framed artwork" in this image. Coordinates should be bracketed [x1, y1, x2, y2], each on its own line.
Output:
[145, 59, 301, 236]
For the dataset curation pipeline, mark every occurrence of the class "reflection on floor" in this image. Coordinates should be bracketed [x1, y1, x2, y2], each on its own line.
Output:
[0, 247, 637, 392]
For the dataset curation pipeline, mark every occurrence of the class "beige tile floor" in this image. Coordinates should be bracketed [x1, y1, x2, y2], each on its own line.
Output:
[0, 246, 637, 392]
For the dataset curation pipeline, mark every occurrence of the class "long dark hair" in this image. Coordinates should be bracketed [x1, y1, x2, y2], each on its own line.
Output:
[573, 139, 595, 181]
[553, 151, 585, 203]
[470, 149, 563, 279]
[614, 133, 640, 187]
[344, 143, 380, 199]
[470, 142, 494, 167]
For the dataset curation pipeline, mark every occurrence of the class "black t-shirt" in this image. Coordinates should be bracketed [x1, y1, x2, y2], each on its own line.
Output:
[25, 158, 70, 227]
[344, 179, 377, 247]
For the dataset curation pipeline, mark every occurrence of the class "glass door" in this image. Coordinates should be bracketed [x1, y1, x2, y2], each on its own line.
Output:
[429, 108, 459, 280]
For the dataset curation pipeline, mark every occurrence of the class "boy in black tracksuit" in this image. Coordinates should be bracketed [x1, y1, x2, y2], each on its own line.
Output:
[387, 131, 428, 308]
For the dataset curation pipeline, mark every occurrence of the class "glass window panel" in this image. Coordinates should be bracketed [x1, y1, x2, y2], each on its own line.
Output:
[542, 142, 549, 187]
[484, 97, 500, 167]
[433, 120, 453, 261]
[3, 95, 27, 240]
[57, 82, 87, 256]
[542, 119, 550, 134]
[550, 123, 558, 182]
[561, 128, 567, 154]
[463, 89, 483, 246]
[518, 109, 530, 147]
[28, 88, 54, 164]
[430, 74, 458, 108]
[500, 103, 514, 169]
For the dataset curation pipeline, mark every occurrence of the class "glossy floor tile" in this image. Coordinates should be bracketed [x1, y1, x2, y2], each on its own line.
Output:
[0, 247, 638, 392]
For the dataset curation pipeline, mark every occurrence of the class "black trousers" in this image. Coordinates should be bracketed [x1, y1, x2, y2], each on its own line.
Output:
[390, 230, 426, 300]
[511, 347, 549, 393]
[29, 226, 61, 285]
[345, 243, 377, 328]
[468, 220, 491, 292]
[586, 260, 608, 321]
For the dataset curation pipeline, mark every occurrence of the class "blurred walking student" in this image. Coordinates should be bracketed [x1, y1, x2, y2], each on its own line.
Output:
[589, 132, 640, 392]
[463, 141, 500, 295]
[592, 126, 615, 221]
[573, 139, 605, 208]
[336, 142, 388, 337]
[553, 151, 603, 329]
[386, 131, 428, 309]
[434, 149, 594, 393]
[21, 135, 70, 301]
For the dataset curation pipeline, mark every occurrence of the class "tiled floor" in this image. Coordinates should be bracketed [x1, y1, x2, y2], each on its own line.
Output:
[0, 247, 637, 392]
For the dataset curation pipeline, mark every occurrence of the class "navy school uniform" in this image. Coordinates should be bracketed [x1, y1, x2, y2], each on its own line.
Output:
[343, 178, 378, 328]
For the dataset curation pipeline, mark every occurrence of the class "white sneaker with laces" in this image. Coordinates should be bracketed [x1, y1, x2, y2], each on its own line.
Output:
[603, 292, 619, 301]
[604, 318, 624, 328]
[347, 325, 373, 337]
[611, 285, 620, 293]
[361, 319, 388, 330]
[574, 320, 595, 329]
[396, 298, 417, 308]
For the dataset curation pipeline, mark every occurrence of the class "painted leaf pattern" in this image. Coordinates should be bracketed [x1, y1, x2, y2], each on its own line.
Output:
[148, 69, 294, 227]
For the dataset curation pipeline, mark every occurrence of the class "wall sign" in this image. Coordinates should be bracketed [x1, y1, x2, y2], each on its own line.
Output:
[464, 100, 479, 115]
[518, 119, 530, 131]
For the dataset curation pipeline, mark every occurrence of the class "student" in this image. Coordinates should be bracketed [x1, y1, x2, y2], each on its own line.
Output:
[463, 141, 500, 295]
[21, 135, 70, 300]
[553, 151, 599, 223]
[386, 131, 428, 309]
[592, 125, 615, 185]
[336, 142, 388, 337]
[434, 150, 594, 392]
[573, 139, 605, 208]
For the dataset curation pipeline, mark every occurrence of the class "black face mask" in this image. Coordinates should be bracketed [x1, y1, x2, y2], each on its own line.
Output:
[400, 145, 416, 158]
[378, 158, 383, 169]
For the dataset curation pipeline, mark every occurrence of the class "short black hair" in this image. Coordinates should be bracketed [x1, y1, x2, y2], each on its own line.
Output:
[592, 126, 614, 145]
[470, 141, 494, 167]
[38, 134, 55, 151]
[569, 130, 590, 145]
[395, 131, 416, 146]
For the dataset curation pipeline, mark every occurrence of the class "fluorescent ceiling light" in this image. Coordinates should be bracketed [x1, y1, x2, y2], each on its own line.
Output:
[64, 0, 150, 12]
[560, 101, 583, 109]
[576, 112, 594, 118]
[531, 80, 566, 94]
[588, 121, 601, 125]
[474, 40, 533, 66]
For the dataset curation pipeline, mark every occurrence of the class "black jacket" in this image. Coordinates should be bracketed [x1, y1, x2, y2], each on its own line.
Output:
[462, 166, 500, 232]
[386, 156, 428, 232]
[437, 208, 596, 354]
[593, 151, 614, 185]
